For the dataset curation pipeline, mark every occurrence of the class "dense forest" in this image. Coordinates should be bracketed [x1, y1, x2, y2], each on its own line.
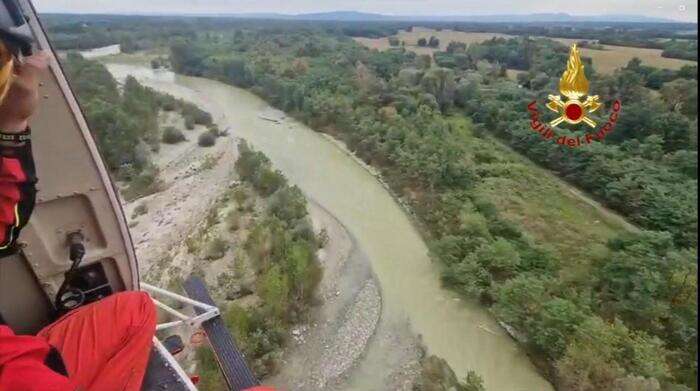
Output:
[165, 27, 697, 390]
[48, 15, 698, 390]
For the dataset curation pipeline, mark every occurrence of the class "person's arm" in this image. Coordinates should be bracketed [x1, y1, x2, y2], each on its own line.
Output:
[0, 52, 47, 255]
[0, 325, 76, 391]
[0, 51, 70, 389]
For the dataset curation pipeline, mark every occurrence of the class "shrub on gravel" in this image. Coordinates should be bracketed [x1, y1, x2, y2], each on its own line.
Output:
[203, 236, 228, 260]
[162, 126, 186, 144]
[198, 130, 217, 147]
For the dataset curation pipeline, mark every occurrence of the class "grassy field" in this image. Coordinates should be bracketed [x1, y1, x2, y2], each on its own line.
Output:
[548, 37, 697, 74]
[449, 116, 634, 280]
[354, 27, 697, 75]
[354, 28, 512, 57]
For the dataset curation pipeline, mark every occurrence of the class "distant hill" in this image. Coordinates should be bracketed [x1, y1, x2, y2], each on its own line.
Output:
[225, 11, 683, 24]
[39, 10, 694, 25]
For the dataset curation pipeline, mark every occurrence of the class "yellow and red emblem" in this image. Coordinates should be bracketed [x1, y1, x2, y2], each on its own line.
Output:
[546, 44, 600, 127]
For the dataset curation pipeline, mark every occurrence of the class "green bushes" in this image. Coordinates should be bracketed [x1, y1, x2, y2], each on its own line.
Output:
[222, 304, 285, 377]
[203, 236, 228, 260]
[161, 126, 186, 144]
[235, 141, 287, 195]
[225, 210, 242, 231]
[198, 131, 217, 147]
[131, 202, 148, 219]
[64, 54, 216, 200]
[213, 142, 321, 377]
[556, 317, 671, 390]
[413, 355, 485, 391]
[65, 54, 154, 175]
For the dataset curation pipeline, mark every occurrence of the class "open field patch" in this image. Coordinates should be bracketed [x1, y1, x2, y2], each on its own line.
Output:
[355, 28, 697, 74]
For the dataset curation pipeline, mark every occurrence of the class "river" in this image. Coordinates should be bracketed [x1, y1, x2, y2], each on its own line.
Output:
[104, 59, 553, 391]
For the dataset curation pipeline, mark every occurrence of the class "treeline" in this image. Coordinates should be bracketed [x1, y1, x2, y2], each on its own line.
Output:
[167, 28, 696, 390]
[62, 53, 215, 199]
[45, 13, 697, 62]
[661, 39, 699, 61]
[596, 37, 698, 61]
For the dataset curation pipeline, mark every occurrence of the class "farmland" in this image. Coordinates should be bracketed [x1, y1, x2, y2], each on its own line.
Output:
[355, 27, 697, 74]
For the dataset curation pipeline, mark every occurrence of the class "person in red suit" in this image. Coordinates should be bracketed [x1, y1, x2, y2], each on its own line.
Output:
[0, 33, 272, 391]
[0, 32, 160, 391]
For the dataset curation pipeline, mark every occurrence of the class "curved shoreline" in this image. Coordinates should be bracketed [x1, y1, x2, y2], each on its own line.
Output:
[269, 199, 391, 390]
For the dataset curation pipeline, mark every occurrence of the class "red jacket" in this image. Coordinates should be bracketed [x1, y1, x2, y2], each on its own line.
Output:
[0, 326, 75, 391]
[0, 131, 36, 255]
[0, 134, 72, 390]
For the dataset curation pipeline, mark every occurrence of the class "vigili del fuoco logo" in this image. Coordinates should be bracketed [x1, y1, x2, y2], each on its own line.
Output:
[527, 44, 622, 148]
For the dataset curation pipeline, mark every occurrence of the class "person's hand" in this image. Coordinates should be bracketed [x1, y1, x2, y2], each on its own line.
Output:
[0, 51, 50, 133]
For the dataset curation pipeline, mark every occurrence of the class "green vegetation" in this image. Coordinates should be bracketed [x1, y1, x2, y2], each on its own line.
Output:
[63, 53, 216, 200]
[49, 14, 697, 390]
[63, 53, 162, 199]
[161, 126, 186, 143]
[167, 29, 697, 390]
[131, 202, 148, 219]
[197, 130, 217, 147]
[231, 142, 320, 374]
[193, 141, 321, 386]
[417, 36, 440, 48]
[661, 39, 698, 61]
[414, 355, 485, 391]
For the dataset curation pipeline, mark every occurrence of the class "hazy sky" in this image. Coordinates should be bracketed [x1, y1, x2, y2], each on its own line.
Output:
[34, 0, 698, 22]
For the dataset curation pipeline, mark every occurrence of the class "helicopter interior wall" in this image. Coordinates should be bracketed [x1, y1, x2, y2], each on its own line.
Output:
[0, 253, 53, 334]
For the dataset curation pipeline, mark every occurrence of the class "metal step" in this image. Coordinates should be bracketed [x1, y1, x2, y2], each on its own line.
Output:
[141, 348, 190, 391]
[183, 276, 259, 391]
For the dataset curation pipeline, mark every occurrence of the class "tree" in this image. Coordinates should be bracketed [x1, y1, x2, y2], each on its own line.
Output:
[417, 37, 428, 47]
[526, 298, 588, 358]
[556, 316, 672, 390]
[415, 54, 432, 70]
[652, 112, 692, 152]
[493, 274, 552, 328]
[446, 41, 467, 53]
[223, 57, 253, 87]
[660, 79, 698, 118]
[255, 169, 286, 196]
[268, 185, 307, 222]
[414, 355, 484, 391]
[420, 67, 457, 112]
[428, 36, 440, 48]
[258, 265, 290, 319]
[475, 238, 520, 276]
